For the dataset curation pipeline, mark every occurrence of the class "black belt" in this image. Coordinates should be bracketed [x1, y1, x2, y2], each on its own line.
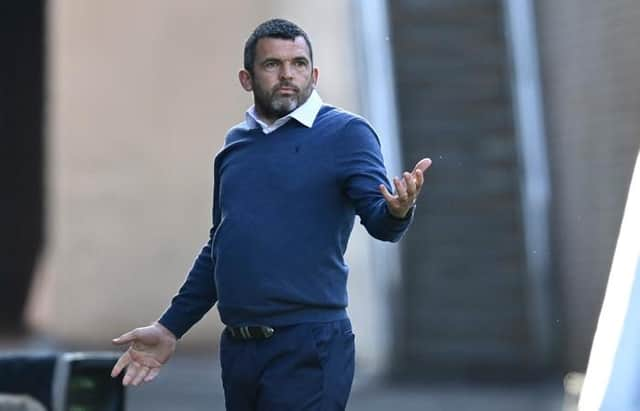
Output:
[226, 325, 275, 340]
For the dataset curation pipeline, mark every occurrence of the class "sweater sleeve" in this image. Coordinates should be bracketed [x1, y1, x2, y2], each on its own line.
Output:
[157, 225, 218, 339]
[336, 118, 414, 242]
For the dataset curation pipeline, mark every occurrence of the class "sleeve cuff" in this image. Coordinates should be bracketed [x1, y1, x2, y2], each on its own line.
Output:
[387, 204, 416, 221]
[157, 310, 188, 340]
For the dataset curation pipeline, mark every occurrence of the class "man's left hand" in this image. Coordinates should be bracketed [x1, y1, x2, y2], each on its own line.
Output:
[380, 158, 431, 219]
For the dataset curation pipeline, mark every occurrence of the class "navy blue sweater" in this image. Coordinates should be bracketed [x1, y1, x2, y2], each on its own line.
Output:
[159, 106, 414, 338]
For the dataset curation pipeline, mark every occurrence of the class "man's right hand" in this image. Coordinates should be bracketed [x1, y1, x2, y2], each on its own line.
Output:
[110, 322, 177, 386]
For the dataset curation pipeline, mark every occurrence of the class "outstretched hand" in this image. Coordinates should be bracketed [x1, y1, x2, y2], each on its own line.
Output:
[110, 322, 177, 386]
[380, 158, 431, 219]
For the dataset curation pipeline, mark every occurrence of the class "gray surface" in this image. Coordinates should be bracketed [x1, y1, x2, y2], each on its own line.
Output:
[387, 0, 537, 373]
[536, 0, 640, 371]
[126, 352, 565, 411]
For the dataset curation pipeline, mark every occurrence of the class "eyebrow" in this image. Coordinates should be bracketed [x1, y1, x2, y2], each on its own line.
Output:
[260, 55, 310, 64]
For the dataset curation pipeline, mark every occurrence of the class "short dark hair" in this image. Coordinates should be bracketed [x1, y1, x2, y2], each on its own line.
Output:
[243, 18, 313, 73]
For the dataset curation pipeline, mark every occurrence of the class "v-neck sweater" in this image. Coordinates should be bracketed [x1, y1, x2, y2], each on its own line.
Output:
[159, 105, 414, 338]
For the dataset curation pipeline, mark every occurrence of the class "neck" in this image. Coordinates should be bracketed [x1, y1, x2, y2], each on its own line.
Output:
[254, 106, 278, 125]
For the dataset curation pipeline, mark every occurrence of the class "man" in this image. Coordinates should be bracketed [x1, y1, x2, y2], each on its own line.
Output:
[111, 18, 431, 410]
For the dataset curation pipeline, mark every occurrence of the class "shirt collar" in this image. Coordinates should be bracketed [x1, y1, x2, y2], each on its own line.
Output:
[245, 89, 323, 133]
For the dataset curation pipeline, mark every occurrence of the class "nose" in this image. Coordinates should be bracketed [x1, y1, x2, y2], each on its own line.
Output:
[279, 62, 294, 80]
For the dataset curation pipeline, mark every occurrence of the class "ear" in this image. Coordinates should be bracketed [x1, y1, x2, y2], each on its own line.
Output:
[239, 69, 253, 92]
[312, 67, 319, 87]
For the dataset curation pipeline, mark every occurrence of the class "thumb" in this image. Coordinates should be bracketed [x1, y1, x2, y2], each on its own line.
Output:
[413, 158, 432, 175]
[112, 329, 138, 345]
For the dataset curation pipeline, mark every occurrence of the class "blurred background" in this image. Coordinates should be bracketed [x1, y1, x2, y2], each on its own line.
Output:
[2, 0, 639, 410]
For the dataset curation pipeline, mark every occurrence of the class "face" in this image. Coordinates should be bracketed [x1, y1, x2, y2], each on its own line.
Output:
[239, 36, 319, 123]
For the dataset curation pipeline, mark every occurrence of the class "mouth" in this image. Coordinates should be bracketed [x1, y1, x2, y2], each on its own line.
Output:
[276, 85, 299, 94]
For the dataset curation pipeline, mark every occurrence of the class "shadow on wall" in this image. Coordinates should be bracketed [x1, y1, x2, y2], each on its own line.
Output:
[0, 2, 45, 333]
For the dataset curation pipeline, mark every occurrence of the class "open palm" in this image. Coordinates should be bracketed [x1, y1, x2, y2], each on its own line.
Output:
[110, 323, 177, 386]
[380, 157, 431, 218]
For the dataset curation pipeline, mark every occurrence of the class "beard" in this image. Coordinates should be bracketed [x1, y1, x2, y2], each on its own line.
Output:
[252, 78, 314, 121]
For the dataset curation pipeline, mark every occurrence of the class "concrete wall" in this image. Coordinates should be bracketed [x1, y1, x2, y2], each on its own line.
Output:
[536, 0, 640, 371]
[31, 0, 380, 370]
[34, 0, 260, 347]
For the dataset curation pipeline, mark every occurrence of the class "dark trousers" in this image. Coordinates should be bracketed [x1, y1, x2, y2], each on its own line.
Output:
[219, 319, 355, 411]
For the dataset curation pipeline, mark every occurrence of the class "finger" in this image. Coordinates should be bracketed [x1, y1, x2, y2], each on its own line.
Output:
[144, 367, 161, 383]
[414, 168, 424, 190]
[412, 158, 432, 174]
[111, 351, 131, 378]
[379, 184, 397, 205]
[122, 361, 140, 386]
[394, 177, 408, 202]
[112, 329, 138, 345]
[132, 366, 150, 386]
[403, 172, 416, 196]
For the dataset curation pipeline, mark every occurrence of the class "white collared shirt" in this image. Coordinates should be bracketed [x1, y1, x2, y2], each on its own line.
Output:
[245, 89, 323, 134]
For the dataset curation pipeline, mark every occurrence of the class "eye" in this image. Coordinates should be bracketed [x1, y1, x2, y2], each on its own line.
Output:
[294, 60, 308, 68]
[263, 61, 278, 70]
